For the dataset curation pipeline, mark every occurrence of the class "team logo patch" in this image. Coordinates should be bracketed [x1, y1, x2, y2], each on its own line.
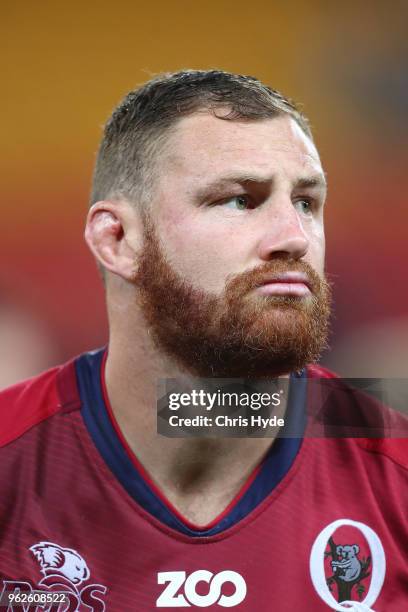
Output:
[310, 519, 386, 611]
[0, 541, 108, 611]
[30, 542, 91, 585]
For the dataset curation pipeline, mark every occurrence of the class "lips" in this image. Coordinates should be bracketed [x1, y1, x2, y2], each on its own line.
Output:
[256, 271, 312, 297]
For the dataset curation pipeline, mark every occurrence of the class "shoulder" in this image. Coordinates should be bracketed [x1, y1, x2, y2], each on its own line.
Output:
[306, 364, 408, 473]
[0, 358, 80, 448]
[357, 438, 408, 472]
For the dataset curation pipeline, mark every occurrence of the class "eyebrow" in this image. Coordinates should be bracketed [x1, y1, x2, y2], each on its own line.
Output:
[294, 175, 327, 190]
[195, 172, 327, 199]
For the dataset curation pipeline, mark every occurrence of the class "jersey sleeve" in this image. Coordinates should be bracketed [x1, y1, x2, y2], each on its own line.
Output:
[0, 367, 61, 447]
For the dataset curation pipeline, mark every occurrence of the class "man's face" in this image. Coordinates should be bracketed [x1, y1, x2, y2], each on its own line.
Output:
[134, 112, 331, 377]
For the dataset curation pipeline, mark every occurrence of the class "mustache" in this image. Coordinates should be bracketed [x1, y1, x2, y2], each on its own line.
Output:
[225, 259, 325, 297]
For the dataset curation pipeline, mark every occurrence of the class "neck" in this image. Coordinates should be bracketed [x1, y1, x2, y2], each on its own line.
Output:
[104, 300, 289, 525]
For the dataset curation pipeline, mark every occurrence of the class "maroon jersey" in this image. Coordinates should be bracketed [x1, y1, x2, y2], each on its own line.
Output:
[0, 348, 407, 611]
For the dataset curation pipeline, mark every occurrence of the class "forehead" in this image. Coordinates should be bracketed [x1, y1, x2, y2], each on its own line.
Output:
[159, 112, 323, 180]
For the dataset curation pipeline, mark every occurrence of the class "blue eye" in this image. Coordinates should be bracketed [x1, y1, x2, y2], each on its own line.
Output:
[221, 195, 252, 210]
[295, 199, 312, 214]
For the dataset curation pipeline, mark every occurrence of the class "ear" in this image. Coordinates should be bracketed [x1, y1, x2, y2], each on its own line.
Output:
[84, 200, 143, 281]
[352, 545, 359, 555]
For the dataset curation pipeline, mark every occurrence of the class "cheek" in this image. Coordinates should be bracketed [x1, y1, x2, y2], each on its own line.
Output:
[155, 210, 251, 293]
[306, 224, 325, 274]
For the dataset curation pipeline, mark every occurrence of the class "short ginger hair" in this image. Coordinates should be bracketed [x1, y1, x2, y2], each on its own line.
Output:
[91, 69, 312, 206]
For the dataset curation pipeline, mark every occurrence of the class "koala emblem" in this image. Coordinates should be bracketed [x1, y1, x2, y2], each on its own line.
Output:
[331, 544, 362, 582]
[30, 542, 90, 585]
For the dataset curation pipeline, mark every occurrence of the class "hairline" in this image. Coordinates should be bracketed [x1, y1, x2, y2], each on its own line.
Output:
[111, 107, 315, 209]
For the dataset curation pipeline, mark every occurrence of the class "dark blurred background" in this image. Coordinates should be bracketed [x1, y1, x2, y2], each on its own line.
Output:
[2, 0, 407, 387]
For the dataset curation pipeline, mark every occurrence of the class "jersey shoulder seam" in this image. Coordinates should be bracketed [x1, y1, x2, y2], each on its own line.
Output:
[0, 359, 81, 447]
[357, 438, 408, 473]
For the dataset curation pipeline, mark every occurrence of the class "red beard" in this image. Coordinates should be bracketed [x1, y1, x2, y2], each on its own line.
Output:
[135, 219, 331, 377]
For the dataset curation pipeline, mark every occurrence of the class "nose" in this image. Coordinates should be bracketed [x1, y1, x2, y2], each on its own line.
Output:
[256, 197, 309, 261]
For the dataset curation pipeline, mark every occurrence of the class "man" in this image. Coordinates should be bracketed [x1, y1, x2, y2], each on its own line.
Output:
[0, 71, 407, 611]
